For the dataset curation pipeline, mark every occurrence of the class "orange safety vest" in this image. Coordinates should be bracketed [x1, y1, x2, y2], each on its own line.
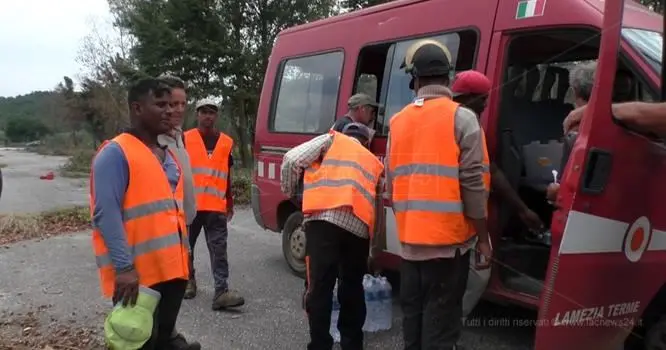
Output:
[184, 129, 233, 213]
[302, 131, 384, 232]
[89, 133, 189, 298]
[388, 97, 491, 246]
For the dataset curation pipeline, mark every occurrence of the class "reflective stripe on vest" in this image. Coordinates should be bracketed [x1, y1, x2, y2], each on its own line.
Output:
[89, 133, 190, 298]
[302, 131, 384, 230]
[184, 129, 233, 212]
[389, 97, 490, 246]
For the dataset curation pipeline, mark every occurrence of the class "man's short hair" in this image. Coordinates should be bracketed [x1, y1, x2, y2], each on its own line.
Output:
[127, 78, 171, 105]
[158, 74, 187, 90]
[570, 62, 597, 102]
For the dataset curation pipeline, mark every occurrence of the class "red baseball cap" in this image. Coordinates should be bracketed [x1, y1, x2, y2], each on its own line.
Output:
[451, 70, 491, 97]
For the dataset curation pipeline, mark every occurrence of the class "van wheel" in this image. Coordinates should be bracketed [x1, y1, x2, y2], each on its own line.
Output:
[644, 316, 666, 349]
[282, 211, 306, 279]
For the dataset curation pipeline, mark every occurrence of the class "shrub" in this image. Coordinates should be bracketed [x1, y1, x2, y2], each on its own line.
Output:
[232, 167, 252, 206]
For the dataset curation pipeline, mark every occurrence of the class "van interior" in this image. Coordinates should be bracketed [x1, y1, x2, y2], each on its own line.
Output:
[353, 28, 655, 297]
[493, 29, 654, 297]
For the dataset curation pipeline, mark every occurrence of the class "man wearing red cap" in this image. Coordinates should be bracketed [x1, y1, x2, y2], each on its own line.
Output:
[451, 70, 544, 233]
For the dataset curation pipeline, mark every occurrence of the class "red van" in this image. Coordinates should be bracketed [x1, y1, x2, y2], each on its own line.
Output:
[252, 0, 666, 348]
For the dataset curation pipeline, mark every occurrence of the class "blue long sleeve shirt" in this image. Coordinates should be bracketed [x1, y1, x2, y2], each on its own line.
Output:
[92, 142, 180, 272]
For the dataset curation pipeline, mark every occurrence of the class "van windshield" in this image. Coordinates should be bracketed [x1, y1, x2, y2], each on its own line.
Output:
[622, 28, 663, 74]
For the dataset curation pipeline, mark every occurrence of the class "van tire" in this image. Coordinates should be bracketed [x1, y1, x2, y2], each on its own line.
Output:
[282, 211, 306, 279]
[644, 315, 666, 349]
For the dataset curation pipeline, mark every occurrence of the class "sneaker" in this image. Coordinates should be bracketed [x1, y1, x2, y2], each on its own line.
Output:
[183, 278, 197, 299]
[212, 289, 245, 310]
[169, 333, 201, 350]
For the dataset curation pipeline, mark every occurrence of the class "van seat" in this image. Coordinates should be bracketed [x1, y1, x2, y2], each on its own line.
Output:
[521, 140, 564, 191]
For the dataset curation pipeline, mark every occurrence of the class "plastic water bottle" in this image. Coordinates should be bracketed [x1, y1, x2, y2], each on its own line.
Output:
[378, 276, 393, 330]
[330, 280, 341, 343]
[362, 274, 376, 332]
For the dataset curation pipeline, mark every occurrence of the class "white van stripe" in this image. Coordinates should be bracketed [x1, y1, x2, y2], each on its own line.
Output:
[257, 161, 265, 178]
[648, 229, 666, 251]
[268, 163, 276, 179]
[559, 211, 629, 254]
[559, 211, 666, 255]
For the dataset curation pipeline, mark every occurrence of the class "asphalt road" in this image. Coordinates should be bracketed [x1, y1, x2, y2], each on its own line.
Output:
[0, 147, 88, 214]
[0, 150, 536, 349]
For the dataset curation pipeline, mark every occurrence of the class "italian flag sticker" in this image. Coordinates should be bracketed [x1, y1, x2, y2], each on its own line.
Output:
[516, 0, 546, 19]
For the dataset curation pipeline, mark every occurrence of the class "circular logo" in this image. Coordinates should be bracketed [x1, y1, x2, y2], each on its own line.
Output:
[622, 216, 652, 263]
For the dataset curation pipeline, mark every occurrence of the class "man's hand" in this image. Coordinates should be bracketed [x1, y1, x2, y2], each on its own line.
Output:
[474, 240, 492, 270]
[546, 183, 560, 203]
[518, 208, 544, 232]
[113, 268, 139, 307]
[226, 206, 234, 222]
[563, 105, 587, 134]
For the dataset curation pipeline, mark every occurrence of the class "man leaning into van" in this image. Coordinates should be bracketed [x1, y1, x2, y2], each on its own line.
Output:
[280, 122, 384, 350]
[331, 93, 381, 132]
[385, 39, 492, 350]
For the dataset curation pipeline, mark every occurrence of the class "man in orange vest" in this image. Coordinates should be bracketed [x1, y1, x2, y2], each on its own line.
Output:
[280, 122, 384, 350]
[90, 78, 199, 349]
[386, 40, 492, 350]
[183, 99, 245, 310]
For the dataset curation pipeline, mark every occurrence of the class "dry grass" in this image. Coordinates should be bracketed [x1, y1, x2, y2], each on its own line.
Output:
[0, 307, 104, 349]
[0, 207, 90, 245]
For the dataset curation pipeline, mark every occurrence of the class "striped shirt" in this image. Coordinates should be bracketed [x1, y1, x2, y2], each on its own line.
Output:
[280, 133, 383, 239]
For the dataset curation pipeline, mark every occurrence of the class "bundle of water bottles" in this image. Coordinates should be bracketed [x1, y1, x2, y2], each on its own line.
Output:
[330, 274, 393, 343]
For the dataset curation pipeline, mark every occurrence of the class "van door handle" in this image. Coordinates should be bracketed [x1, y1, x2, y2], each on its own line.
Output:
[580, 148, 613, 194]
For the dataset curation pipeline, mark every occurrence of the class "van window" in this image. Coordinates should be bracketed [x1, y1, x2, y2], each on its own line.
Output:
[271, 51, 344, 134]
[377, 30, 478, 134]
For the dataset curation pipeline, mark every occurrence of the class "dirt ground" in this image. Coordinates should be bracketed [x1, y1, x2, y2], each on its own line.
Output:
[0, 305, 104, 350]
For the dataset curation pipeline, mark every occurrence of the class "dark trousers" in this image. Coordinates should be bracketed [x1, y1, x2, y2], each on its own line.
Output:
[305, 220, 369, 350]
[140, 278, 188, 350]
[188, 210, 229, 293]
[400, 251, 470, 350]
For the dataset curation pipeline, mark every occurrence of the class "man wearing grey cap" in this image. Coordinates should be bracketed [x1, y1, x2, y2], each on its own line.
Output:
[182, 99, 245, 310]
[331, 93, 381, 132]
[281, 122, 384, 350]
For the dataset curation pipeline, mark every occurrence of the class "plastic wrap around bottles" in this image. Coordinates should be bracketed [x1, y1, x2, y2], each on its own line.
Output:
[362, 274, 393, 332]
[330, 280, 341, 343]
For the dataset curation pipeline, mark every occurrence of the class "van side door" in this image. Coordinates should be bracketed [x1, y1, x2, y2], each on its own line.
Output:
[534, 2, 664, 349]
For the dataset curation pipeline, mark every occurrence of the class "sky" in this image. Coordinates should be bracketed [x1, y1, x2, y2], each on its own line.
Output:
[0, 0, 113, 97]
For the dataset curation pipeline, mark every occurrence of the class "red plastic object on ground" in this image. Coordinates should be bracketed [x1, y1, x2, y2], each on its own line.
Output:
[39, 171, 55, 180]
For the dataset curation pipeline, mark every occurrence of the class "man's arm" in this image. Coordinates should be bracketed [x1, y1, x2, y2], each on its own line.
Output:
[371, 175, 386, 255]
[455, 106, 489, 242]
[613, 101, 666, 136]
[92, 143, 133, 272]
[227, 154, 234, 211]
[384, 133, 393, 204]
[280, 134, 333, 196]
[489, 163, 529, 212]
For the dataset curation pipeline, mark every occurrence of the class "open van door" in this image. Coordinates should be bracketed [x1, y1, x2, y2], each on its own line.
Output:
[533, 1, 664, 349]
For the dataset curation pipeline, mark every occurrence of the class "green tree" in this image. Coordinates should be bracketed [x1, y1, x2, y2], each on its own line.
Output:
[108, 0, 338, 166]
[5, 117, 50, 142]
[638, 0, 663, 13]
[340, 0, 393, 11]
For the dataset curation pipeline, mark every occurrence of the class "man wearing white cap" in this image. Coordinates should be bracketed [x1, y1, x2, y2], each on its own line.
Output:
[183, 99, 245, 310]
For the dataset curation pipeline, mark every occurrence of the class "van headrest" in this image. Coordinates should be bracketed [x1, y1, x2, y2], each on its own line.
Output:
[550, 67, 570, 102]
[525, 68, 541, 101]
[505, 66, 525, 98]
[541, 68, 557, 101]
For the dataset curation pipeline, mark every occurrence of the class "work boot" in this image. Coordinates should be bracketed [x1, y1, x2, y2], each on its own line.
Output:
[183, 278, 197, 299]
[169, 333, 201, 350]
[212, 289, 245, 310]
